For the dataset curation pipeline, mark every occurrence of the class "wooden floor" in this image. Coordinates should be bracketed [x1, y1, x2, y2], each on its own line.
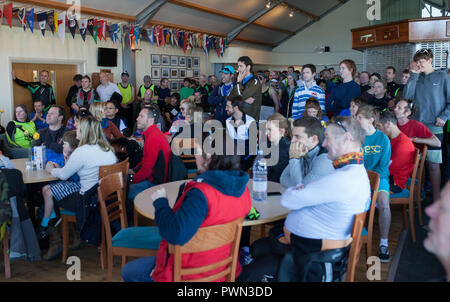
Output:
[0, 205, 411, 282]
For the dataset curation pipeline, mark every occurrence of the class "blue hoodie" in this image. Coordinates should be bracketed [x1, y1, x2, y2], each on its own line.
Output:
[153, 169, 249, 245]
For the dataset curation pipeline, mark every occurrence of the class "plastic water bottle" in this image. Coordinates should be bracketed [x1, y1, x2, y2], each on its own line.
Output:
[252, 150, 267, 201]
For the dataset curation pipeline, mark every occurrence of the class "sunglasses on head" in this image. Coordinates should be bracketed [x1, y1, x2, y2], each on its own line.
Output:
[335, 120, 347, 133]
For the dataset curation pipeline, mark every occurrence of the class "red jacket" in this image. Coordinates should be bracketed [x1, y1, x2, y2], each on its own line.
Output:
[133, 125, 171, 184]
[151, 180, 252, 282]
[389, 132, 416, 189]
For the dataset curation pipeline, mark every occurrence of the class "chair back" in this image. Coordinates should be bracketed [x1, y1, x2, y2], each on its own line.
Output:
[171, 137, 197, 179]
[99, 158, 129, 196]
[417, 144, 428, 193]
[407, 148, 421, 200]
[168, 217, 244, 282]
[97, 172, 127, 253]
[364, 170, 380, 257]
[346, 210, 368, 282]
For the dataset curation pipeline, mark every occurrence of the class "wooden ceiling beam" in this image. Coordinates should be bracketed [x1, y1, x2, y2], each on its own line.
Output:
[13, 0, 136, 22]
[168, 0, 294, 35]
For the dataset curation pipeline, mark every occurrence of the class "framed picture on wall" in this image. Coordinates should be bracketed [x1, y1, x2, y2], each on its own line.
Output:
[179, 69, 186, 78]
[170, 56, 179, 66]
[170, 68, 178, 78]
[161, 68, 170, 78]
[161, 55, 170, 66]
[179, 80, 184, 89]
[187, 57, 192, 69]
[193, 57, 200, 68]
[152, 67, 161, 79]
[186, 69, 193, 77]
[179, 56, 186, 67]
[151, 54, 160, 66]
[170, 81, 179, 91]
[193, 69, 200, 77]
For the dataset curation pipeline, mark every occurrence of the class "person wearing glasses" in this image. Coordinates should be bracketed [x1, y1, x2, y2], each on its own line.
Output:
[356, 105, 392, 262]
[404, 48, 450, 202]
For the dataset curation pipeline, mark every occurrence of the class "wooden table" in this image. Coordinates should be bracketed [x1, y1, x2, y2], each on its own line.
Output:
[134, 179, 288, 227]
[11, 158, 58, 184]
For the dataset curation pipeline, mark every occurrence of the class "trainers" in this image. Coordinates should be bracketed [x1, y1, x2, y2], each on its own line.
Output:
[239, 247, 254, 266]
[37, 217, 62, 240]
[378, 245, 390, 262]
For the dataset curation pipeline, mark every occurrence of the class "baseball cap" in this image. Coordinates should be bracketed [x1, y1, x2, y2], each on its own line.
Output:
[121, 71, 129, 77]
[220, 65, 235, 74]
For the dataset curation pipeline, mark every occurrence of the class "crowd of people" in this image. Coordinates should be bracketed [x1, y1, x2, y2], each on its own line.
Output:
[1, 48, 449, 282]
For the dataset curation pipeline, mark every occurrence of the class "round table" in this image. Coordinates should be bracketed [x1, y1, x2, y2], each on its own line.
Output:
[134, 179, 289, 227]
[11, 158, 58, 184]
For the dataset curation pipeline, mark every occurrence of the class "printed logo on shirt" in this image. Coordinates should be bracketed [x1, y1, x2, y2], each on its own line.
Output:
[361, 145, 382, 155]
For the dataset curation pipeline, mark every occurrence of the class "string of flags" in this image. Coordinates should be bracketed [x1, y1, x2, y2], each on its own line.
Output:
[0, 2, 228, 57]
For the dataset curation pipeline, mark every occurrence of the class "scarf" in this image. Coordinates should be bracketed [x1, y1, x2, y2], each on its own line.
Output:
[333, 152, 364, 169]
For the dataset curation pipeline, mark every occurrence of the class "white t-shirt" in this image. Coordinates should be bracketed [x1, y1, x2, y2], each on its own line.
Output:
[52, 144, 117, 194]
[96, 82, 122, 103]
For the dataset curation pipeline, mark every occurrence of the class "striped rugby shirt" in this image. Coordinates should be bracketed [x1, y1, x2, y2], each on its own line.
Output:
[291, 82, 325, 120]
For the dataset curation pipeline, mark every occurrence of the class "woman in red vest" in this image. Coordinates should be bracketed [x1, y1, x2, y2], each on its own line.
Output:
[122, 135, 252, 282]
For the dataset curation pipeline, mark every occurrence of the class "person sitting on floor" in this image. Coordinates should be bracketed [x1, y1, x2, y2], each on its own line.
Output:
[377, 110, 416, 195]
[280, 116, 334, 188]
[121, 134, 252, 282]
[238, 116, 370, 282]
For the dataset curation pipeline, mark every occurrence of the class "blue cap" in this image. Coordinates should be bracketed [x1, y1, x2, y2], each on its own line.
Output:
[220, 65, 235, 74]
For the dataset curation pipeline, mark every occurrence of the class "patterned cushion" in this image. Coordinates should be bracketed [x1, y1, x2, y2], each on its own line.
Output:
[112, 226, 162, 250]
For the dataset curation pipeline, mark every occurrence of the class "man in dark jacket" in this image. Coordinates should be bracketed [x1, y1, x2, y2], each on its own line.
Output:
[32, 106, 66, 153]
[65, 74, 82, 114]
[12, 69, 55, 112]
[208, 65, 235, 125]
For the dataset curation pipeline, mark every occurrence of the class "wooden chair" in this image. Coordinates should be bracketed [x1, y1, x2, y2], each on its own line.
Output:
[168, 217, 244, 282]
[98, 172, 160, 282]
[411, 145, 427, 225]
[61, 159, 130, 266]
[345, 211, 368, 282]
[361, 170, 380, 259]
[172, 137, 197, 179]
[390, 148, 421, 243]
[2, 230, 11, 279]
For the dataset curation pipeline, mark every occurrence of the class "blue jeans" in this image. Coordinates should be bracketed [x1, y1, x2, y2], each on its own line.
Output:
[128, 180, 154, 202]
[122, 256, 156, 282]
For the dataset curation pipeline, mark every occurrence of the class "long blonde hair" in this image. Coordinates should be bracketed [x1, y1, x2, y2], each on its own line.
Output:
[78, 115, 112, 152]
[267, 113, 292, 139]
[88, 102, 105, 121]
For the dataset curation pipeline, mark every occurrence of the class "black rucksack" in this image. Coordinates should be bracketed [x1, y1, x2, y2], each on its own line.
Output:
[153, 151, 188, 185]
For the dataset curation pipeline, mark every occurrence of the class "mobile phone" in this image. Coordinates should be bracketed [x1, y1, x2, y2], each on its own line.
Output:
[267, 192, 282, 196]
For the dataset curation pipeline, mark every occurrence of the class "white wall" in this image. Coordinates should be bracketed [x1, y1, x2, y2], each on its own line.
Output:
[210, 0, 371, 71]
[0, 24, 123, 124]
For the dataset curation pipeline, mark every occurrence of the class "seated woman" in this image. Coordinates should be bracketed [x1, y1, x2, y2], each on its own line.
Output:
[265, 113, 291, 183]
[38, 131, 80, 240]
[45, 116, 116, 242]
[121, 134, 252, 282]
[6, 104, 37, 149]
[89, 102, 125, 141]
[361, 72, 381, 103]
[368, 80, 391, 112]
[303, 98, 329, 126]
[168, 99, 195, 135]
[349, 96, 367, 119]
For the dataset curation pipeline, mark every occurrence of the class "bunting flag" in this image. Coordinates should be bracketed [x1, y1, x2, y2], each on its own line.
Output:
[37, 11, 47, 36]
[78, 19, 88, 41]
[54, 11, 58, 33]
[116, 23, 122, 44]
[122, 24, 128, 44]
[3, 3, 12, 28]
[26, 8, 34, 33]
[202, 34, 208, 57]
[97, 19, 106, 41]
[87, 18, 94, 38]
[90, 19, 98, 43]
[154, 26, 161, 46]
[18, 8, 27, 31]
[128, 26, 134, 48]
[133, 25, 140, 45]
[57, 11, 66, 44]
[47, 11, 55, 34]
[111, 23, 118, 46]
[68, 15, 77, 38]
[159, 26, 165, 47]
[146, 26, 154, 45]
[0, 6, 2, 19]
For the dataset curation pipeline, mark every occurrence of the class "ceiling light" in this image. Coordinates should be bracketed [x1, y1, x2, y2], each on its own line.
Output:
[289, 9, 294, 18]
[266, 1, 272, 8]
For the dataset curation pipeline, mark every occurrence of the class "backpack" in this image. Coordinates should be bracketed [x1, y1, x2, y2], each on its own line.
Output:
[153, 151, 188, 185]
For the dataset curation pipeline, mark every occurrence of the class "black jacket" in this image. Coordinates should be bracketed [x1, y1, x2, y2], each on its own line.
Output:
[32, 126, 66, 153]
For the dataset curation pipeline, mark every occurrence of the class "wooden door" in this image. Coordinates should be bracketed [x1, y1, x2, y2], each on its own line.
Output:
[12, 63, 78, 116]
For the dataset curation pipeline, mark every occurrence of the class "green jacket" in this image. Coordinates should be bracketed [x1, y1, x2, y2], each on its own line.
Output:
[229, 74, 262, 122]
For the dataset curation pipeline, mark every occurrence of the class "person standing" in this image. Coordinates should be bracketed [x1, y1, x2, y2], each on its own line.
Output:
[404, 48, 450, 201]
[12, 69, 56, 113]
[72, 75, 100, 112]
[65, 74, 83, 114]
[96, 71, 122, 104]
[280, 73, 298, 118]
[229, 56, 262, 122]
[117, 71, 135, 130]
[208, 66, 235, 125]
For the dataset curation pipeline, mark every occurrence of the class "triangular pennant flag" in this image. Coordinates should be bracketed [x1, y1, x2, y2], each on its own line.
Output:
[37, 11, 47, 36]
[122, 25, 128, 44]
[18, 8, 27, 31]
[57, 12, 66, 44]
[159, 27, 165, 47]
[128, 26, 134, 48]
[117, 23, 122, 44]
[146, 27, 154, 45]
[87, 18, 94, 38]
[3, 3, 13, 28]
[54, 11, 59, 33]
[102, 20, 107, 41]
[78, 19, 88, 41]
[47, 11, 55, 34]
[133, 25, 140, 45]
[68, 15, 77, 38]
[203, 34, 208, 57]
[0, 6, 2, 20]
[26, 8, 34, 33]
[111, 24, 118, 46]
[97, 20, 106, 41]
[92, 19, 98, 43]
